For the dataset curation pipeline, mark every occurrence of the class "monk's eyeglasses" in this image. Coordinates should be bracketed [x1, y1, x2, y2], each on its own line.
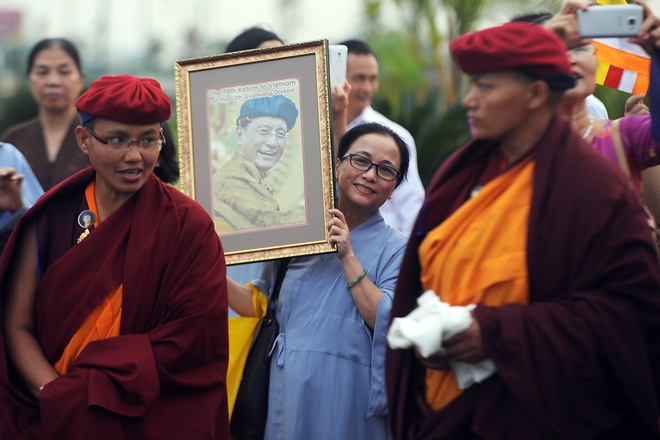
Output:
[85, 127, 164, 151]
[342, 153, 400, 181]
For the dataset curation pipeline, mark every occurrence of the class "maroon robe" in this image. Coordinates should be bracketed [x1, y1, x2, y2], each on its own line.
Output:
[386, 116, 660, 439]
[0, 167, 230, 439]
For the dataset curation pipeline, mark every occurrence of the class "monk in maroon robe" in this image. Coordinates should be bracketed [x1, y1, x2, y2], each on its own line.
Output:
[386, 20, 660, 439]
[0, 75, 229, 439]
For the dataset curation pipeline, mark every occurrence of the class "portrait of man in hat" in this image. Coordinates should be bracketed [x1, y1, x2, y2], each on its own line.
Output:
[213, 93, 306, 233]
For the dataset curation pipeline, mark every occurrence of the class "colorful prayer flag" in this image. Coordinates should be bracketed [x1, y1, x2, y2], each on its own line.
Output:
[593, 39, 650, 94]
[593, 0, 650, 94]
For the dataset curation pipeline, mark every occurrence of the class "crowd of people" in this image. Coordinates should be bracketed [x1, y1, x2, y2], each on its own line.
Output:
[0, 0, 659, 438]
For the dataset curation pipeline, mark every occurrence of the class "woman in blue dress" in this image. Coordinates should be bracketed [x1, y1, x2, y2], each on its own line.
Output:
[228, 122, 411, 439]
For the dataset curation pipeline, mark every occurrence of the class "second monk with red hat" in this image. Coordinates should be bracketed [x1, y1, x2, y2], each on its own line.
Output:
[386, 21, 660, 439]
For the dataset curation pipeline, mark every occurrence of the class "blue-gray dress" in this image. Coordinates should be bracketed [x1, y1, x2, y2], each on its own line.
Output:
[252, 213, 407, 440]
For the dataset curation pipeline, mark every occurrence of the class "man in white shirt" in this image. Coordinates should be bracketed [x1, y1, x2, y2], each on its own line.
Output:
[340, 39, 425, 235]
[585, 93, 608, 119]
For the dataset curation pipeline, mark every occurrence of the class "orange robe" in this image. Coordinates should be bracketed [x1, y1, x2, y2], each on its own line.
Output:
[54, 182, 123, 375]
[0, 169, 229, 440]
[419, 157, 533, 410]
[386, 116, 660, 439]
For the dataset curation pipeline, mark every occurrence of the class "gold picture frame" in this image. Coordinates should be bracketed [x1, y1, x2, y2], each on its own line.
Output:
[175, 40, 336, 265]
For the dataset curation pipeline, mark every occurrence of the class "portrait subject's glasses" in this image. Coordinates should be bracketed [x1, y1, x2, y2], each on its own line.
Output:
[247, 124, 289, 143]
[85, 127, 164, 151]
[342, 153, 400, 181]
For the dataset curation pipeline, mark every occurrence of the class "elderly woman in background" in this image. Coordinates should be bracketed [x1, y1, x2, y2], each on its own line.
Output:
[385, 21, 660, 439]
[2, 38, 89, 191]
[229, 122, 410, 439]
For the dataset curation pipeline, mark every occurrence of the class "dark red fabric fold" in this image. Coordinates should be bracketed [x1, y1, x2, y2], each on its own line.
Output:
[0, 168, 229, 439]
[386, 116, 660, 439]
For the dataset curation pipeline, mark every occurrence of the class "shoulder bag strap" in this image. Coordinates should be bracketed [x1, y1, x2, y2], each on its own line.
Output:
[268, 257, 291, 311]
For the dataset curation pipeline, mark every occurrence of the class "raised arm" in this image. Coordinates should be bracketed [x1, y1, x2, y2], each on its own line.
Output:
[643, 166, 660, 224]
[625, 94, 650, 117]
[331, 82, 352, 154]
[0, 167, 24, 215]
[328, 208, 383, 329]
[629, 0, 660, 54]
[544, 0, 593, 49]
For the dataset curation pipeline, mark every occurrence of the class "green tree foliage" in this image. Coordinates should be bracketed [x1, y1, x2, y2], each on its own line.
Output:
[594, 85, 641, 120]
[362, 0, 563, 187]
[373, 91, 471, 185]
[0, 85, 37, 136]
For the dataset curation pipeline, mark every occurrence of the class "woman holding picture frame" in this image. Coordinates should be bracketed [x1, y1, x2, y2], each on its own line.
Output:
[227, 122, 410, 440]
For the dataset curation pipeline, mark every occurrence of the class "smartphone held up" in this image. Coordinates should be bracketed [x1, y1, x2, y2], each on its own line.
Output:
[328, 44, 348, 87]
[577, 4, 644, 38]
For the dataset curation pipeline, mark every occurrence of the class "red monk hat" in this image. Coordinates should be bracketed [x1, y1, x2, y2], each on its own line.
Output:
[450, 22, 576, 91]
[76, 74, 172, 125]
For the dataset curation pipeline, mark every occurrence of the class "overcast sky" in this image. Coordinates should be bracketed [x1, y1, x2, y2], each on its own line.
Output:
[3, 0, 367, 67]
[5, 0, 660, 81]
[7, 0, 660, 65]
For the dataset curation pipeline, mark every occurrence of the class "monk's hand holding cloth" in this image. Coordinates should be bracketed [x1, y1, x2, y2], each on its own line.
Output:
[387, 290, 497, 390]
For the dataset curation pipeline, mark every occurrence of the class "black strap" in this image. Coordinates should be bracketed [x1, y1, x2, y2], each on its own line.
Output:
[268, 257, 291, 312]
[230, 258, 292, 440]
[258, 257, 291, 348]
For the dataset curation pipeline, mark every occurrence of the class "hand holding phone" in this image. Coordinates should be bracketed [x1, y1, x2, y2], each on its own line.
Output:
[328, 44, 348, 87]
[577, 5, 643, 38]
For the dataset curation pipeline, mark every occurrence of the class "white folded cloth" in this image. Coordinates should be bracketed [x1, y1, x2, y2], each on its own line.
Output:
[387, 290, 497, 390]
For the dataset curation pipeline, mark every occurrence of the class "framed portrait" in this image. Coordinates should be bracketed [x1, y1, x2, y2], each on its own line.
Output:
[175, 40, 337, 265]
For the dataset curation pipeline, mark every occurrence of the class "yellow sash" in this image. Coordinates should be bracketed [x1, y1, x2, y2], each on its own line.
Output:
[419, 157, 533, 411]
[227, 285, 268, 418]
[53, 181, 123, 374]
